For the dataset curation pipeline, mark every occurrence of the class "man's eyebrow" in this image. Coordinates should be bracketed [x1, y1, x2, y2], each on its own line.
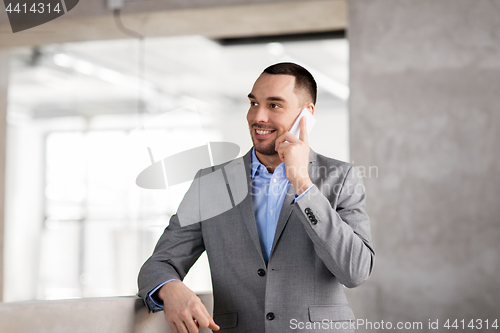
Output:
[247, 94, 285, 102]
[267, 96, 285, 102]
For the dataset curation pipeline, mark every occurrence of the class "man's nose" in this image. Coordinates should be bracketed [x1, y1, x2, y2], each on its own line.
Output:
[252, 106, 269, 123]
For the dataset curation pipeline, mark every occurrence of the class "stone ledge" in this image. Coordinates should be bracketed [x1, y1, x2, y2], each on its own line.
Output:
[0, 294, 214, 333]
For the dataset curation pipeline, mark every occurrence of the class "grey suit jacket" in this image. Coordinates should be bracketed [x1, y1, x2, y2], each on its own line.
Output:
[138, 148, 375, 332]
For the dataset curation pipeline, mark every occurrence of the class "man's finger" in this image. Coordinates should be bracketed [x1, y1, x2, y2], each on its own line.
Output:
[299, 116, 308, 143]
[183, 317, 199, 333]
[167, 320, 180, 333]
[192, 305, 210, 328]
[208, 316, 220, 331]
[199, 303, 220, 331]
[275, 133, 287, 151]
[275, 132, 296, 152]
[276, 141, 291, 160]
[174, 321, 189, 333]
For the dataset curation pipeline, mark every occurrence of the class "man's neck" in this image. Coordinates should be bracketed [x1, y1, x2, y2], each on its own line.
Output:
[254, 150, 281, 174]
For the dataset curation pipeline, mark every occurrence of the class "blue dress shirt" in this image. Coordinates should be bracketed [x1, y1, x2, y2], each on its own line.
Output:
[250, 148, 290, 264]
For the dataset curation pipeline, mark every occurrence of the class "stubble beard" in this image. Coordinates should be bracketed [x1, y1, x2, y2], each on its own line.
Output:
[251, 136, 278, 156]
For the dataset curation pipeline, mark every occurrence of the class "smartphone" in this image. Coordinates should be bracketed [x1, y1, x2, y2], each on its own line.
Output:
[289, 108, 316, 139]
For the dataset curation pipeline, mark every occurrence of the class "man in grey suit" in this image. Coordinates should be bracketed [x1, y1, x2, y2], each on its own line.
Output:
[138, 62, 375, 333]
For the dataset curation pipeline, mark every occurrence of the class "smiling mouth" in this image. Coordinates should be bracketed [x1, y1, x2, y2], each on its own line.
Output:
[255, 129, 275, 135]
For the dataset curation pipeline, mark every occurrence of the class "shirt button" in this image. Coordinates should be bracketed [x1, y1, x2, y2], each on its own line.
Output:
[269, 210, 273, 215]
[273, 179, 277, 183]
[257, 269, 266, 276]
[266, 312, 275, 320]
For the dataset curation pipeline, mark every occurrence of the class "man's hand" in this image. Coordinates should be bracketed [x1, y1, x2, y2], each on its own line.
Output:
[275, 116, 313, 195]
[158, 281, 219, 333]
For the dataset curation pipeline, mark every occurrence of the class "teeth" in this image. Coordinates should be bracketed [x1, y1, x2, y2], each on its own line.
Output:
[256, 129, 273, 135]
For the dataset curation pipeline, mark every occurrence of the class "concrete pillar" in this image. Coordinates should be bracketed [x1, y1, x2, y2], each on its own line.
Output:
[0, 50, 9, 302]
[348, 0, 500, 328]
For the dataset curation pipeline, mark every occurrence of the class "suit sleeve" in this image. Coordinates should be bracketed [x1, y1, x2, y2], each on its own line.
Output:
[137, 171, 205, 312]
[293, 165, 375, 288]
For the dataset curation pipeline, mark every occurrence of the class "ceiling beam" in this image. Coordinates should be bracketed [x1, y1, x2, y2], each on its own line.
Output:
[0, 0, 346, 48]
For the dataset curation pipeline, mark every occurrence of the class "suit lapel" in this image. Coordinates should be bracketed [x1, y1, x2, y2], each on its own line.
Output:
[237, 150, 266, 262]
[270, 185, 295, 255]
[270, 149, 318, 258]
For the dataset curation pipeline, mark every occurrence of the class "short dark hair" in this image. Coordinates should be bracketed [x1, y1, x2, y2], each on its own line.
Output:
[263, 62, 317, 104]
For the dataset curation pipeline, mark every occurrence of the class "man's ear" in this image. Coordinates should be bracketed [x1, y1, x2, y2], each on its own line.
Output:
[304, 102, 315, 115]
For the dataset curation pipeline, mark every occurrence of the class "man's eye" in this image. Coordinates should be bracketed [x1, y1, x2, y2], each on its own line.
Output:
[250, 101, 258, 106]
[270, 103, 279, 109]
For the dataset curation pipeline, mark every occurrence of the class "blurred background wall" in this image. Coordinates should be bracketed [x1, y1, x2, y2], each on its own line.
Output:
[0, 0, 350, 303]
[1, 0, 499, 331]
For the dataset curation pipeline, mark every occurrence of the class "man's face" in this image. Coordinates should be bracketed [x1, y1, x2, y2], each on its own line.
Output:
[247, 73, 303, 156]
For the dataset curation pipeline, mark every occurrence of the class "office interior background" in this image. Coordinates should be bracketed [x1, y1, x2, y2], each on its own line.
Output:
[4, 35, 350, 300]
[1, 0, 499, 332]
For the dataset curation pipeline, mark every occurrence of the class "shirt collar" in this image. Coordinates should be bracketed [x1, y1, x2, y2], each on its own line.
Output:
[251, 147, 287, 180]
[251, 148, 263, 179]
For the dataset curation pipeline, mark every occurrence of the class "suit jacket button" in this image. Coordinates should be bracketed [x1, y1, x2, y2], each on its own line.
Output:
[266, 312, 275, 320]
[257, 269, 266, 276]
[311, 219, 318, 225]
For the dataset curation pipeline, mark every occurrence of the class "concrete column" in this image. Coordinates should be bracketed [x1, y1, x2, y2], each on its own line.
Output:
[0, 50, 9, 302]
[348, 0, 500, 328]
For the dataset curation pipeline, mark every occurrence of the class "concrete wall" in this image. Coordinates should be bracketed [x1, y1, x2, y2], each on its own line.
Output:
[348, 0, 500, 330]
